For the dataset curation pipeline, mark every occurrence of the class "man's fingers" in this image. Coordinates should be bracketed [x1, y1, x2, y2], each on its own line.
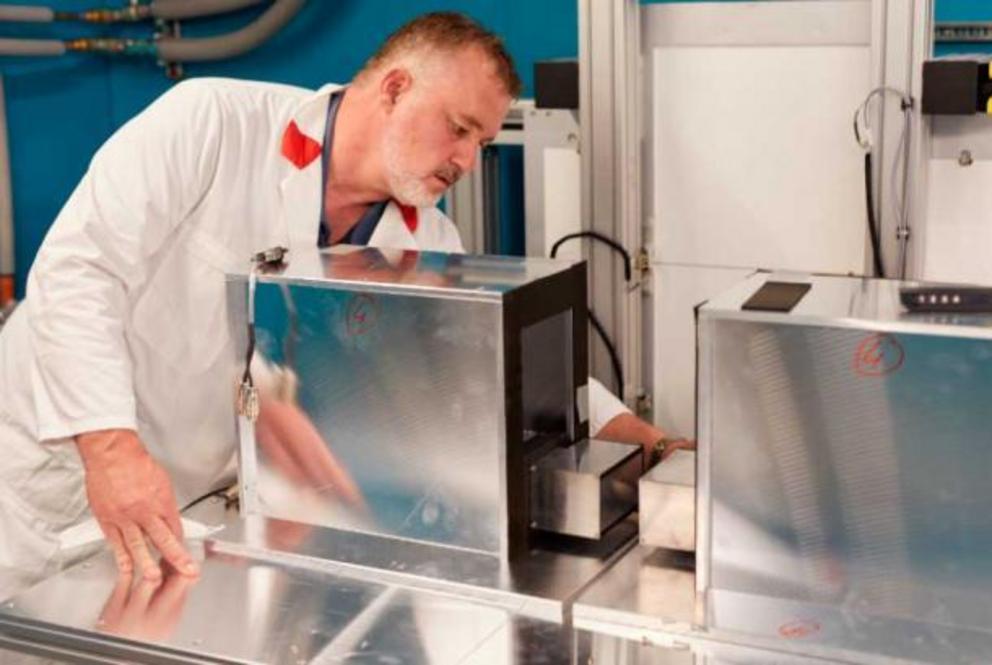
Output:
[144, 517, 199, 577]
[100, 522, 134, 576]
[121, 523, 161, 582]
[97, 567, 133, 629]
[661, 439, 696, 461]
[161, 502, 184, 541]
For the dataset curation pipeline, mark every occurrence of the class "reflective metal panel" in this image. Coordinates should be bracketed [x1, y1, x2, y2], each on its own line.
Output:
[249, 276, 504, 553]
[209, 513, 637, 623]
[0, 546, 579, 665]
[696, 272, 992, 662]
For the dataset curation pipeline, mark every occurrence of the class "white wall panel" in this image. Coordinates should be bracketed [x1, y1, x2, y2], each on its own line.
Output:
[923, 158, 992, 286]
[652, 264, 753, 438]
[652, 45, 870, 273]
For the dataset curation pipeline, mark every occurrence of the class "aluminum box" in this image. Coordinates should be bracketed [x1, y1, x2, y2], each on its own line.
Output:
[697, 271, 992, 658]
[530, 438, 641, 539]
[639, 450, 694, 551]
[227, 246, 589, 561]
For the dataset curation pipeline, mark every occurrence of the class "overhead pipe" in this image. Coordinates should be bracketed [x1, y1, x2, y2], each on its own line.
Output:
[0, 5, 54, 22]
[0, 74, 14, 305]
[155, 0, 303, 62]
[0, 38, 65, 56]
[0, 0, 304, 60]
[0, 1, 264, 23]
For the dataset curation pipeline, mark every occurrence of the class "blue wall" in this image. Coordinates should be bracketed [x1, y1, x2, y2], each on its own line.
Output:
[0, 0, 577, 297]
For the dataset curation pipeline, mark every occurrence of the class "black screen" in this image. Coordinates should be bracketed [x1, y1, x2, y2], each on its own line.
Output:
[741, 281, 811, 312]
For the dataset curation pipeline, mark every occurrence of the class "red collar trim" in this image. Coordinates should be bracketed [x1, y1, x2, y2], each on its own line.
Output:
[396, 202, 419, 233]
[280, 121, 321, 170]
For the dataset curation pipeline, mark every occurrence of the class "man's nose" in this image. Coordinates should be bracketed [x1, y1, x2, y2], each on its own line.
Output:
[452, 140, 477, 174]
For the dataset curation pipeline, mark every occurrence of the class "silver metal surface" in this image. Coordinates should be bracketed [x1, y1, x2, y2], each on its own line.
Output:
[702, 272, 992, 339]
[208, 513, 638, 623]
[228, 246, 587, 562]
[574, 545, 696, 639]
[696, 271, 992, 663]
[579, 0, 643, 406]
[530, 439, 641, 539]
[0, 545, 580, 664]
[265, 245, 579, 300]
[639, 450, 695, 552]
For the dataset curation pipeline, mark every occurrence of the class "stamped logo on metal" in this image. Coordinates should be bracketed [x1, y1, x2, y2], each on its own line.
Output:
[346, 294, 379, 336]
[853, 332, 904, 377]
[778, 618, 822, 639]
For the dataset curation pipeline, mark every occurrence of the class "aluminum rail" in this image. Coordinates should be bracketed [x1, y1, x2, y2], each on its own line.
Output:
[0, 74, 12, 304]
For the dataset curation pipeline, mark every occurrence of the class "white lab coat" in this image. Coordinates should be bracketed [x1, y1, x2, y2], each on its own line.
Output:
[0, 78, 627, 584]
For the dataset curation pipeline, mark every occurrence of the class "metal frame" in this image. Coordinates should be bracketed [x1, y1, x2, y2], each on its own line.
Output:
[578, 0, 643, 409]
[522, 108, 580, 259]
[871, 0, 934, 280]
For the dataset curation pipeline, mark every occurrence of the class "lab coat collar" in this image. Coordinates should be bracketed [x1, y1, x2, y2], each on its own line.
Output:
[277, 84, 422, 254]
[368, 201, 420, 251]
[278, 83, 345, 250]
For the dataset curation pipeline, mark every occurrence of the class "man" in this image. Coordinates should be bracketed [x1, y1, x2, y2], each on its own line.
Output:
[0, 12, 689, 594]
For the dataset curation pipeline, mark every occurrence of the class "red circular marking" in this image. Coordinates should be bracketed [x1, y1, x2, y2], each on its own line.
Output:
[852, 332, 904, 377]
[778, 618, 821, 639]
[346, 294, 379, 336]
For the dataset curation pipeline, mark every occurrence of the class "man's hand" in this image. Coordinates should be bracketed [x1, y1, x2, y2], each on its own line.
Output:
[75, 429, 199, 581]
[594, 412, 696, 466]
[657, 437, 696, 462]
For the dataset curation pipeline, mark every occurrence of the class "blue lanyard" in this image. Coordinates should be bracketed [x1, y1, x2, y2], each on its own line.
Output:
[317, 91, 387, 248]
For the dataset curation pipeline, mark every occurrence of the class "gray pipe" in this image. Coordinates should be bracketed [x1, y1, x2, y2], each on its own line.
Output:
[156, 0, 304, 62]
[0, 38, 65, 57]
[0, 5, 54, 22]
[150, 0, 265, 21]
[0, 75, 15, 288]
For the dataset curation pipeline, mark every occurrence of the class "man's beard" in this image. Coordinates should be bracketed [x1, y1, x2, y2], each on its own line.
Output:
[382, 127, 443, 209]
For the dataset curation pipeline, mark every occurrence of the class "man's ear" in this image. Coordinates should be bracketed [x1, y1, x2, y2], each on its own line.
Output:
[379, 67, 413, 110]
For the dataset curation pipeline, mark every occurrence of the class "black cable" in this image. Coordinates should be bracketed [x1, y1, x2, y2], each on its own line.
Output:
[550, 231, 632, 281]
[864, 152, 885, 278]
[549, 231, 632, 401]
[588, 309, 624, 402]
[181, 486, 234, 512]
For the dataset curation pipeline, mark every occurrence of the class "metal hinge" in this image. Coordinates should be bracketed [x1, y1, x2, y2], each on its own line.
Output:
[634, 247, 651, 277]
[636, 392, 653, 418]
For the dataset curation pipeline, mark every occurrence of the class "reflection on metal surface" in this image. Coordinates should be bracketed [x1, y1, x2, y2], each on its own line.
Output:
[0, 546, 579, 664]
[530, 439, 641, 539]
[640, 450, 695, 552]
[208, 513, 636, 623]
[227, 245, 591, 561]
[696, 272, 992, 663]
[574, 545, 696, 637]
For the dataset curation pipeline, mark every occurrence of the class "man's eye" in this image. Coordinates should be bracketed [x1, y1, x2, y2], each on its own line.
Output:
[450, 120, 469, 138]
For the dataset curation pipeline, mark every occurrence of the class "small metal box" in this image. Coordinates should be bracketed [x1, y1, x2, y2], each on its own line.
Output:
[530, 438, 641, 539]
[639, 449, 695, 551]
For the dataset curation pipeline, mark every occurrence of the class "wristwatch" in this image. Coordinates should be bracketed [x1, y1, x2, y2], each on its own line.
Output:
[650, 436, 676, 465]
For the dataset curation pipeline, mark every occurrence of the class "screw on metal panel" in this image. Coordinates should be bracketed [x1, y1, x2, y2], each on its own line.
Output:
[959, 149, 974, 166]
[191, 638, 203, 646]
[289, 644, 300, 655]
